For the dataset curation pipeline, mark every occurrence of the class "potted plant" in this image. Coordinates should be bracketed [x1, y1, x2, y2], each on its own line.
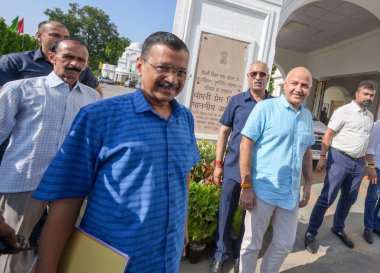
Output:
[187, 181, 220, 264]
[190, 140, 216, 184]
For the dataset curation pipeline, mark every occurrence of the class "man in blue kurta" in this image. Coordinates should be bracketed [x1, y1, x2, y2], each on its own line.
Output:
[238, 67, 314, 273]
[33, 32, 200, 273]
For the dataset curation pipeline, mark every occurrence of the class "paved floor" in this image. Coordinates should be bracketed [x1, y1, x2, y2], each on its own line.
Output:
[101, 83, 134, 98]
[180, 167, 380, 273]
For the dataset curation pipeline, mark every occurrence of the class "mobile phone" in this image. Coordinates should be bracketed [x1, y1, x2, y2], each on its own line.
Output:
[0, 235, 28, 254]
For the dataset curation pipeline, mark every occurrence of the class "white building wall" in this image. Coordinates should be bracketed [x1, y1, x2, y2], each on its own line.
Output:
[276, 0, 380, 80]
[274, 0, 380, 119]
[323, 86, 349, 111]
[173, 0, 283, 107]
[280, 0, 380, 29]
[271, 68, 284, 97]
[101, 42, 142, 83]
[306, 29, 380, 80]
[275, 28, 380, 80]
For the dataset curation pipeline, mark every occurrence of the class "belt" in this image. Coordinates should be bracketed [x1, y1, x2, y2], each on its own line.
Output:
[332, 148, 362, 161]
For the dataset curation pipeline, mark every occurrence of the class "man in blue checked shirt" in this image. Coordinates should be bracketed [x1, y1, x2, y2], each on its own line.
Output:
[0, 39, 100, 273]
[33, 32, 200, 273]
[0, 21, 103, 163]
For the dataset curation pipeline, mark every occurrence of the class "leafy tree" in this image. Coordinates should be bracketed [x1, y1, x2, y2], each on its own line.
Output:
[0, 18, 37, 56]
[105, 37, 130, 65]
[268, 64, 277, 94]
[44, 3, 129, 71]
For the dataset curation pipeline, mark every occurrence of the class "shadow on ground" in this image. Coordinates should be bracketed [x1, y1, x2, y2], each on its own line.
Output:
[281, 251, 379, 273]
[283, 212, 380, 273]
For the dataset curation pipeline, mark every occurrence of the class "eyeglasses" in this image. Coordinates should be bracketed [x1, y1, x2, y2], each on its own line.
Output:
[141, 58, 191, 80]
[248, 71, 267, 78]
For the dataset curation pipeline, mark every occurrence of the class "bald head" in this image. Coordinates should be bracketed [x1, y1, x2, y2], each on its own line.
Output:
[285, 67, 312, 87]
[283, 67, 313, 111]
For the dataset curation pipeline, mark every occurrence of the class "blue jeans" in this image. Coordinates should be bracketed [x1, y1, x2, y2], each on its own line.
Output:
[307, 148, 365, 236]
[364, 168, 380, 231]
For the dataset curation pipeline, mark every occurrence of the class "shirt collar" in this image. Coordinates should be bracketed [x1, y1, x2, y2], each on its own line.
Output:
[279, 94, 305, 113]
[33, 48, 46, 61]
[133, 89, 181, 117]
[350, 100, 366, 113]
[46, 72, 82, 92]
[244, 89, 271, 102]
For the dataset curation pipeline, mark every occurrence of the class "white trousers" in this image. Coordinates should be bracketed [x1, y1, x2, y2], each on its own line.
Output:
[0, 191, 47, 273]
[240, 197, 299, 273]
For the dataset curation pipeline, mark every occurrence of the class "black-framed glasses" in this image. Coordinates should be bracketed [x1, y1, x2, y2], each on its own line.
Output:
[248, 71, 267, 78]
[142, 58, 191, 80]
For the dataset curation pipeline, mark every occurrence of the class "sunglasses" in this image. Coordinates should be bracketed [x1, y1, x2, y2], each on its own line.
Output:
[248, 71, 267, 78]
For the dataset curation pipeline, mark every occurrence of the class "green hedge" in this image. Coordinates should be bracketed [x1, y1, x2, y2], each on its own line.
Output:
[188, 181, 221, 244]
[190, 140, 216, 183]
[189, 139, 244, 243]
[0, 17, 37, 56]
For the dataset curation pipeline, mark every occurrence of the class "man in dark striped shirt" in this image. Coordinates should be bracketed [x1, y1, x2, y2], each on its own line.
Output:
[33, 32, 200, 273]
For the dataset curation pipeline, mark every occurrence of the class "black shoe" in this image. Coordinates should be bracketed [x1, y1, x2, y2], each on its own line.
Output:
[373, 229, 380, 237]
[331, 227, 354, 248]
[210, 259, 223, 273]
[363, 229, 374, 244]
[233, 258, 239, 273]
[304, 232, 318, 254]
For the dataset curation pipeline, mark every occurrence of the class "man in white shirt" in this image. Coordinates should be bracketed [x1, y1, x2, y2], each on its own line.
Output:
[363, 120, 380, 244]
[0, 39, 100, 273]
[305, 80, 376, 253]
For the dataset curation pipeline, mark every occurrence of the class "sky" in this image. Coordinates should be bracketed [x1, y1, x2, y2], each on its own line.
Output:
[2, 0, 177, 43]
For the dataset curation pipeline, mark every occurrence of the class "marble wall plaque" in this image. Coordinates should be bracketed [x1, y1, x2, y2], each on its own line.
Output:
[190, 32, 249, 136]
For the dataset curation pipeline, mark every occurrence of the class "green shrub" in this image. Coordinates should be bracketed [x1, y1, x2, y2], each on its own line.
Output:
[188, 181, 220, 244]
[190, 140, 216, 183]
[197, 139, 216, 163]
[231, 207, 244, 239]
[0, 18, 36, 55]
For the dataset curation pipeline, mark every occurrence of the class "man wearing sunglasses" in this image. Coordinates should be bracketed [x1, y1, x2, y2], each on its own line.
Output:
[210, 61, 272, 273]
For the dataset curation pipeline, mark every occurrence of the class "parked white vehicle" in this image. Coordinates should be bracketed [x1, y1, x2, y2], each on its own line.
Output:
[311, 115, 327, 160]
